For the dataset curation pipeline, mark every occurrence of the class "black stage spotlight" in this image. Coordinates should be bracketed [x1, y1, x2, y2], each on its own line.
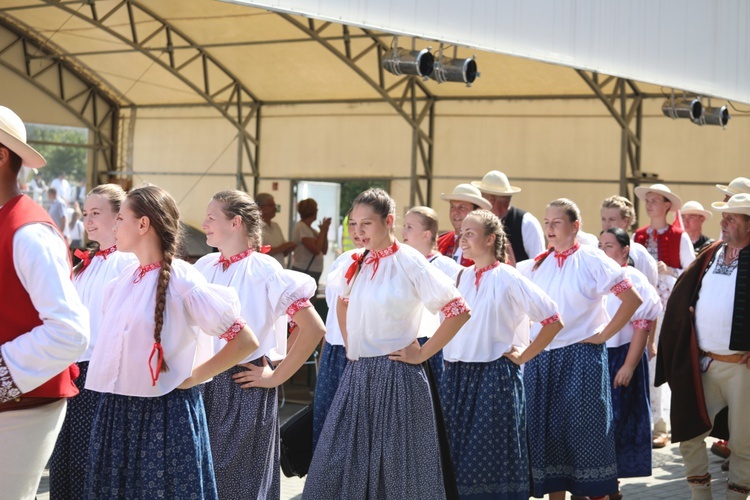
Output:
[431, 45, 479, 86]
[382, 37, 434, 79]
[662, 96, 703, 121]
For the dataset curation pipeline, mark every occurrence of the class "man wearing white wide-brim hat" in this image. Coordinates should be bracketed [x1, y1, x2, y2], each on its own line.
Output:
[0, 105, 89, 499]
[656, 193, 750, 500]
[634, 183, 696, 449]
[681, 201, 715, 254]
[715, 177, 750, 241]
[471, 170, 545, 264]
[437, 183, 492, 267]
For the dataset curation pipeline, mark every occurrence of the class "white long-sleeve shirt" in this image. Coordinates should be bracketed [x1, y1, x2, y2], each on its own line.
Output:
[2, 223, 89, 395]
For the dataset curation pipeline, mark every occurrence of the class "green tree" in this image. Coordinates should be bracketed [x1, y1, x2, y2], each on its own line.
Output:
[339, 179, 389, 222]
[26, 124, 88, 184]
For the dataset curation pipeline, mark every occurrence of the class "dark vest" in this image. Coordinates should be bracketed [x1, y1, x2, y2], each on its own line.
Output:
[503, 206, 529, 262]
[0, 195, 80, 399]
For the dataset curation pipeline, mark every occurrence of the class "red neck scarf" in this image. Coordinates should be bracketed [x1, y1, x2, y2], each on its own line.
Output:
[534, 242, 581, 268]
[215, 245, 271, 271]
[345, 240, 400, 285]
[74, 245, 117, 272]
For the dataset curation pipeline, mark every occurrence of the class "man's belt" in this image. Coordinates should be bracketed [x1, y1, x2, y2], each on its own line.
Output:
[699, 350, 746, 364]
[0, 396, 59, 413]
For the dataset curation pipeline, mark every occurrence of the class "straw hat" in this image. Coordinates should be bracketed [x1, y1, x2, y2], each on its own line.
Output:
[680, 201, 712, 219]
[634, 183, 682, 211]
[439, 183, 492, 210]
[0, 106, 46, 169]
[715, 177, 750, 197]
[471, 170, 521, 195]
[712, 193, 750, 216]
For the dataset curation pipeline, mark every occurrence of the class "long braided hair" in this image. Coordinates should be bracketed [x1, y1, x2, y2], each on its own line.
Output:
[73, 184, 126, 277]
[126, 185, 182, 373]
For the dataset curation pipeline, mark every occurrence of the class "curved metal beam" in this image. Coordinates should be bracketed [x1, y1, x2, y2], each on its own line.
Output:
[40, 0, 262, 184]
[0, 14, 121, 186]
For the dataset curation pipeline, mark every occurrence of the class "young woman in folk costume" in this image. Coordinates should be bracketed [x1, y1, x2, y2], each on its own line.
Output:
[440, 209, 563, 499]
[402, 205, 463, 381]
[598, 227, 662, 500]
[312, 213, 362, 452]
[48, 184, 137, 499]
[518, 198, 642, 500]
[83, 185, 259, 499]
[303, 188, 470, 499]
[194, 190, 325, 499]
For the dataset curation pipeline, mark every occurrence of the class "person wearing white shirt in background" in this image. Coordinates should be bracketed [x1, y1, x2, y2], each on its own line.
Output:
[311, 213, 362, 452]
[50, 172, 71, 203]
[291, 198, 331, 287]
[48, 184, 137, 499]
[0, 105, 89, 500]
[303, 188, 471, 499]
[402, 205, 462, 381]
[599, 228, 662, 500]
[84, 185, 260, 498]
[257, 192, 296, 267]
[600, 195, 659, 288]
[472, 170, 545, 265]
[519, 198, 642, 500]
[194, 190, 325, 500]
[441, 209, 562, 499]
[633, 183, 696, 449]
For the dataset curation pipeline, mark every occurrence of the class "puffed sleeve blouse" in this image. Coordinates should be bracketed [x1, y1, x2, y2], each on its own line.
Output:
[86, 259, 247, 397]
[195, 250, 315, 364]
[332, 241, 469, 361]
[605, 266, 661, 348]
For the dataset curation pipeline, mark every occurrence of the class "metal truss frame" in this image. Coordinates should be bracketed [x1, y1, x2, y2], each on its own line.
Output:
[38, 0, 261, 191]
[280, 14, 436, 207]
[576, 70, 648, 202]
[0, 14, 121, 187]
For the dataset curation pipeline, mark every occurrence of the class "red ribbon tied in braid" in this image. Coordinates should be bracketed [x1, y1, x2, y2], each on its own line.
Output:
[74, 249, 93, 270]
[344, 252, 366, 285]
[148, 342, 165, 386]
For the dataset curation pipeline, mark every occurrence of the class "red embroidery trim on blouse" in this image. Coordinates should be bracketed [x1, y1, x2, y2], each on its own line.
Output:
[553, 242, 580, 268]
[610, 278, 633, 296]
[286, 298, 312, 318]
[339, 296, 350, 304]
[133, 262, 162, 283]
[216, 248, 253, 270]
[541, 313, 561, 326]
[97, 245, 117, 259]
[441, 297, 470, 318]
[632, 319, 654, 331]
[220, 318, 248, 342]
[474, 261, 500, 289]
[363, 240, 399, 280]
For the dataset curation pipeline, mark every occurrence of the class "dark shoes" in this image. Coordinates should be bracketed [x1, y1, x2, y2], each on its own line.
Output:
[710, 440, 731, 459]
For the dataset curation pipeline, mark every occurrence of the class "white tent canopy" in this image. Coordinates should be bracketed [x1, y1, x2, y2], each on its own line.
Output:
[229, 0, 750, 104]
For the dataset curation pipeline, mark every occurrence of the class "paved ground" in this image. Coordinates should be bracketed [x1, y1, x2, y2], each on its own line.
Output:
[38, 402, 732, 499]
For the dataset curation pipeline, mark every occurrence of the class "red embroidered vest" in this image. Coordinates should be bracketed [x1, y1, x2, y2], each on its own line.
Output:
[634, 224, 684, 269]
[437, 230, 474, 267]
[0, 195, 79, 399]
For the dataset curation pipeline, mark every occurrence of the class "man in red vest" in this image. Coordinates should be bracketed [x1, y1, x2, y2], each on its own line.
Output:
[0, 106, 89, 498]
[634, 183, 696, 449]
[436, 183, 492, 267]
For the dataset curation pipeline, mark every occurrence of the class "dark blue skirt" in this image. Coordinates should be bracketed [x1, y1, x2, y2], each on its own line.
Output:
[524, 343, 618, 498]
[440, 357, 529, 500]
[312, 341, 348, 452]
[84, 387, 217, 500]
[607, 343, 652, 478]
[418, 336, 445, 383]
[304, 356, 446, 499]
[202, 361, 279, 500]
[49, 361, 101, 500]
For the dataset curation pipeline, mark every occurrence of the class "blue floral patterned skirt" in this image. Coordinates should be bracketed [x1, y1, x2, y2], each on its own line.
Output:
[440, 357, 529, 500]
[607, 343, 652, 478]
[312, 341, 348, 452]
[49, 361, 101, 500]
[524, 343, 618, 498]
[418, 336, 445, 382]
[84, 387, 217, 500]
[203, 361, 279, 499]
[304, 356, 446, 499]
